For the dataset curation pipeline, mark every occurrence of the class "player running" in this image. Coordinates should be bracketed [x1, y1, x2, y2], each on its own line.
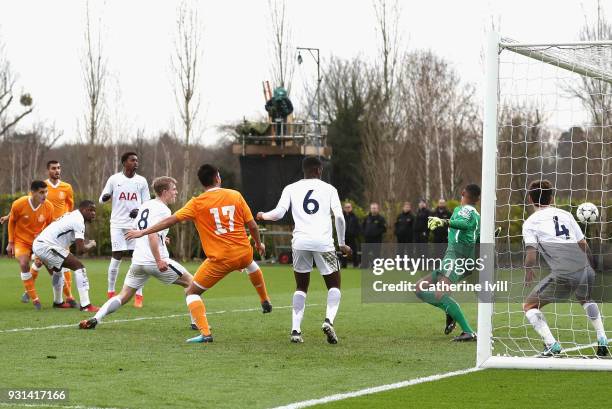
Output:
[125, 164, 271, 344]
[257, 156, 351, 344]
[80, 177, 196, 329]
[99, 152, 150, 307]
[32, 200, 99, 312]
[6, 181, 55, 309]
[416, 184, 481, 342]
[521, 180, 608, 357]
[43, 160, 77, 307]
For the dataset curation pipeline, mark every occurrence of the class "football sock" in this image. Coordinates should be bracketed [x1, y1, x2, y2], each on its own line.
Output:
[292, 291, 307, 333]
[186, 295, 211, 336]
[75, 268, 91, 307]
[107, 258, 122, 293]
[326, 288, 341, 324]
[526, 308, 556, 346]
[94, 296, 122, 322]
[51, 272, 64, 304]
[417, 291, 474, 333]
[135, 287, 143, 297]
[21, 271, 39, 302]
[440, 295, 474, 334]
[30, 263, 40, 281]
[247, 268, 269, 303]
[584, 302, 607, 340]
[62, 269, 74, 299]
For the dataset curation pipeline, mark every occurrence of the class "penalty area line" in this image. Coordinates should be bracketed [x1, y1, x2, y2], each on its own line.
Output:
[270, 367, 482, 409]
[0, 304, 318, 334]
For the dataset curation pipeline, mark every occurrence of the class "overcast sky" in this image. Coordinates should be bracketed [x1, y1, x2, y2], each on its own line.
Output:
[0, 0, 607, 145]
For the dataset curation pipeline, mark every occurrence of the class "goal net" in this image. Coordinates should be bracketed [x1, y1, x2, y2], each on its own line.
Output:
[477, 33, 612, 370]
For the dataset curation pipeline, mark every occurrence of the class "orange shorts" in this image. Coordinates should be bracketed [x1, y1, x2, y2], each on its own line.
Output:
[193, 249, 253, 290]
[14, 241, 33, 258]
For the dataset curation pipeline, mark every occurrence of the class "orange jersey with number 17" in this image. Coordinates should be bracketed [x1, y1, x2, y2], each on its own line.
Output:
[174, 188, 254, 262]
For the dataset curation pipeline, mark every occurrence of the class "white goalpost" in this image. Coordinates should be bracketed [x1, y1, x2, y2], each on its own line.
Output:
[477, 32, 612, 370]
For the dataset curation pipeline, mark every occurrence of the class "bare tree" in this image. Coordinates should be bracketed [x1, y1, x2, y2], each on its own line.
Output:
[172, 0, 202, 259]
[267, 0, 294, 93]
[81, 1, 108, 197]
[0, 36, 33, 137]
[362, 0, 403, 209]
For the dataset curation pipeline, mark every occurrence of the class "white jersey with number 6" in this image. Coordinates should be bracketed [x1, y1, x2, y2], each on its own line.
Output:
[269, 179, 343, 252]
[131, 199, 171, 265]
[522, 206, 587, 275]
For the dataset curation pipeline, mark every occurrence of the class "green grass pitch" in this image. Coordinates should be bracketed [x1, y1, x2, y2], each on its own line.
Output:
[0, 258, 610, 409]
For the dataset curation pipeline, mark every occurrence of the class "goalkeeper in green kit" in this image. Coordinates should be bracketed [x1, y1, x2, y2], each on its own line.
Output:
[415, 184, 481, 342]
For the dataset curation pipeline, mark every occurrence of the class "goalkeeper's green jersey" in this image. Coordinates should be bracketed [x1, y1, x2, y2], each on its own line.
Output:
[447, 204, 480, 257]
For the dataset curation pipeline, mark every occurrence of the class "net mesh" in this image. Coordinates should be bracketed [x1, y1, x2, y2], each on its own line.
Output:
[492, 40, 612, 358]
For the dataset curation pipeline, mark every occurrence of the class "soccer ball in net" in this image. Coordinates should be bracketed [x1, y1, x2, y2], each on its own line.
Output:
[576, 202, 599, 223]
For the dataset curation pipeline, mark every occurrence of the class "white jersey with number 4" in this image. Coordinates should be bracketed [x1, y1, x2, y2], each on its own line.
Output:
[273, 179, 343, 252]
[99, 172, 150, 229]
[35, 210, 85, 248]
[131, 199, 171, 266]
[522, 206, 587, 275]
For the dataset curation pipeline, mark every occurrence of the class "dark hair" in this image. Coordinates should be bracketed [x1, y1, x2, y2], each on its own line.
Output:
[197, 164, 219, 187]
[79, 200, 96, 209]
[121, 152, 138, 164]
[465, 184, 481, 200]
[152, 176, 177, 195]
[528, 180, 553, 206]
[302, 156, 322, 176]
[30, 180, 47, 191]
[46, 160, 59, 169]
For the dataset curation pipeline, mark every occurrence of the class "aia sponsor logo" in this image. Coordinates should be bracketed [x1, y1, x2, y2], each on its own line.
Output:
[118, 192, 138, 201]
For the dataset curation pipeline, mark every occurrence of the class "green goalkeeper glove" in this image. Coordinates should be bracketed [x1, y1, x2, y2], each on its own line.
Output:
[427, 216, 448, 230]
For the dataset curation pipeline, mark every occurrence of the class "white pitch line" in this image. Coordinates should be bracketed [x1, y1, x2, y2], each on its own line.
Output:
[0, 403, 125, 409]
[0, 304, 317, 334]
[270, 367, 482, 409]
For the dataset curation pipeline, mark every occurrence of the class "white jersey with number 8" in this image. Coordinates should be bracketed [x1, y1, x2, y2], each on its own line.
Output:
[131, 199, 171, 265]
[271, 179, 343, 252]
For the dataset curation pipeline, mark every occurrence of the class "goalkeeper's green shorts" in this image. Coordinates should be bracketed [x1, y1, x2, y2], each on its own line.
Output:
[431, 255, 475, 284]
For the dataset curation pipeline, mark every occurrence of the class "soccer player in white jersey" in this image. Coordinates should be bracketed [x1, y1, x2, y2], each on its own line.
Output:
[522, 180, 608, 357]
[257, 156, 351, 344]
[80, 177, 196, 330]
[99, 152, 150, 307]
[32, 200, 99, 312]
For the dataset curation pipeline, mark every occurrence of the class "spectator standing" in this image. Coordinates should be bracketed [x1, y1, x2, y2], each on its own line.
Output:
[362, 203, 387, 266]
[394, 202, 415, 244]
[432, 199, 451, 244]
[341, 202, 361, 268]
[414, 199, 431, 244]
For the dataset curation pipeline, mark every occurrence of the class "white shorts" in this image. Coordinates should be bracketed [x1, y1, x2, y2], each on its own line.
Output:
[111, 227, 135, 252]
[124, 260, 188, 289]
[292, 249, 340, 276]
[32, 241, 69, 272]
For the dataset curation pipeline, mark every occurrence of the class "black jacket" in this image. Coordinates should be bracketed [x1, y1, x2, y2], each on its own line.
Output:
[343, 211, 361, 239]
[413, 207, 430, 234]
[265, 97, 294, 119]
[362, 213, 387, 243]
[432, 206, 451, 243]
[394, 211, 415, 243]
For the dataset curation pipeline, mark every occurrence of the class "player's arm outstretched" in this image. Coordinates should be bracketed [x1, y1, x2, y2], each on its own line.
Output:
[125, 215, 179, 240]
[256, 187, 290, 221]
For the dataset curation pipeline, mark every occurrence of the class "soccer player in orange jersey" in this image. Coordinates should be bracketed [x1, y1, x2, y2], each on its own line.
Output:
[42, 160, 77, 307]
[7, 180, 55, 309]
[126, 164, 270, 343]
